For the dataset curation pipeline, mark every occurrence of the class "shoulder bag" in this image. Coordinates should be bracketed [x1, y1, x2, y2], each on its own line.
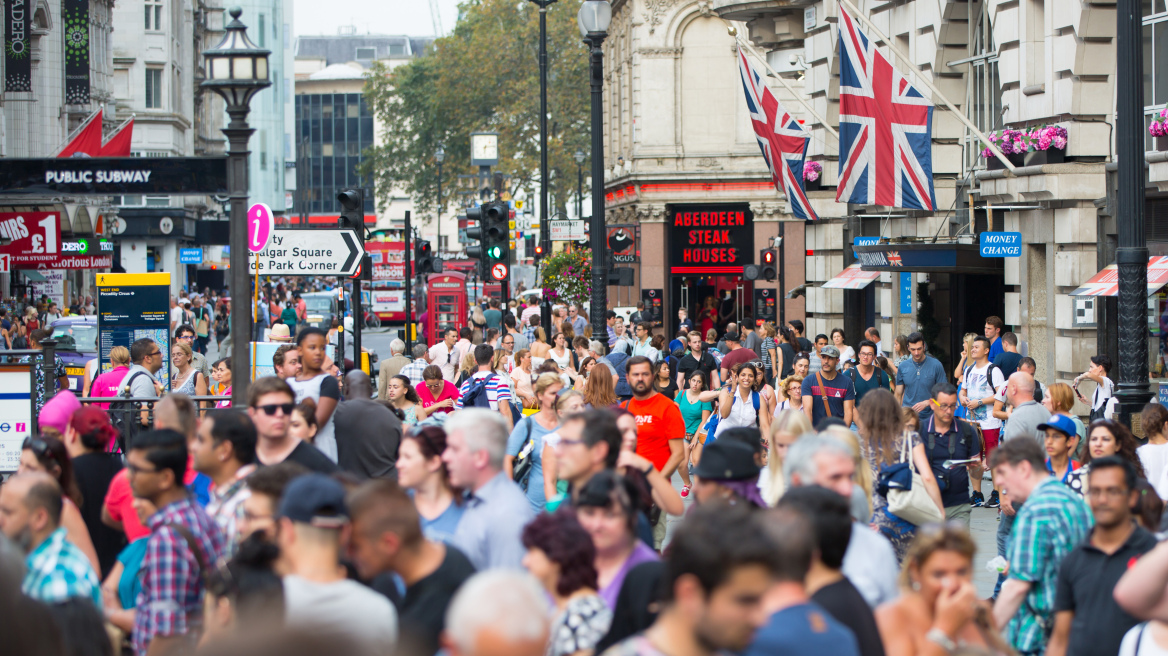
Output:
[511, 417, 536, 488]
[814, 372, 832, 418]
[885, 432, 945, 526]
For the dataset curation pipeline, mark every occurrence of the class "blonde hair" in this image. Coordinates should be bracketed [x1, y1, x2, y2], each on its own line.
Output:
[780, 374, 804, 400]
[109, 346, 131, 367]
[555, 390, 583, 414]
[901, 525, 976, 591]
[459, 352, 477, 376]
[763, 410, 813, 506]
[533, 372, 563, 398]
[822, 425, 874, 518]
[490, 348, 509, 373]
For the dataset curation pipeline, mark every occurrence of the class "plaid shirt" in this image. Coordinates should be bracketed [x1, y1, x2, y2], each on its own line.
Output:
[207, 464, 255, 556]
[1005, 477, 1093, 654]
[399, 358, 429, 387]
[133, 496, 226, 656]
[523, 325, 537, 345]
[22, 528, 101, 607]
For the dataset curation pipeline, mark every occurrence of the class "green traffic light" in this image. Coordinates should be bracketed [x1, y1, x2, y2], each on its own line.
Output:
[487, 246, 503, 258]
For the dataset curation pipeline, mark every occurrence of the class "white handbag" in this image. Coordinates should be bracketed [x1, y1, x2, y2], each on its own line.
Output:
[887, 432, 945, 526]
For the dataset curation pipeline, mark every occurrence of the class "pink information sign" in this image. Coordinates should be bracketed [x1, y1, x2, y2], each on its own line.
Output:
[247, 203, 274, 254]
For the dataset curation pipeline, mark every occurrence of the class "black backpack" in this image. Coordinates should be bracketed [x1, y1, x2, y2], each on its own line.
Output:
[109, 371, 151, 453]
[462, 373, 523, 423]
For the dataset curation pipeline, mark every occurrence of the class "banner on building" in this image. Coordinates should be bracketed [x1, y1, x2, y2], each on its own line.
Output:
[5, 0, 31, 93]
[62, 0, 89, 104]
[0, 213, 114, 269]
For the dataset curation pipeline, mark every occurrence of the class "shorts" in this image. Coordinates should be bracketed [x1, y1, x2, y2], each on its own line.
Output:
[982, 428, 1000, 456]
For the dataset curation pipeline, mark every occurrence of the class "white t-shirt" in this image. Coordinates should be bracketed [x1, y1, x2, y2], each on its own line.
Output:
[169, 306, 184, 328]
[1119, 623, 1168, 656]
[1146, 443, 1168, 499]
[964, 362, 1005, 430]
[428, 342, 459, 382]
[1094, 376, 1116, 411]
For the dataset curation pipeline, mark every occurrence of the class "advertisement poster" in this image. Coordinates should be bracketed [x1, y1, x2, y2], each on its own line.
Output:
[28, 269, 66, 307]
[0, 213, 114, 269]
[0, 365, 32, 471]
[62, 0, 89, 104]
[96, 272, 170, 389]
[4, 0, 30, 93]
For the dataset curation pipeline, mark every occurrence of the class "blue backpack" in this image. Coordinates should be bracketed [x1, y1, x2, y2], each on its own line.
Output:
[462, 373, 523, 422]
[702, 390, 761, 445]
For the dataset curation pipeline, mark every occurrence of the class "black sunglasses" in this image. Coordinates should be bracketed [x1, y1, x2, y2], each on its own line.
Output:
[22, 437, 50, 457]
[255, 403, 294, 416]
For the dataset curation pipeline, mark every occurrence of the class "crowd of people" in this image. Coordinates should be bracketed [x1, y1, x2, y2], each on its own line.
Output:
[4, 292, 1168, 656]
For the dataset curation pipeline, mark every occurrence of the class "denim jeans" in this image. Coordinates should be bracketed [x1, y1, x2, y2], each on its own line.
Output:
[994, 500, 1022, 598]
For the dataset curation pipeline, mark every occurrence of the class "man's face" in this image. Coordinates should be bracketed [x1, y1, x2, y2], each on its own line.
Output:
[501, 336, 515, 353]
[635, 324, 648, 341]
[688, 333, 702, 352]
[176, 331, 196, 349]
[348, 519, 397, 580]
[442, 429, 477, 488]
[279, 349, 302, 378]
[553, 419, 596, 484]
[985, 323, 999, 340]
[691, 565, 775, 653]
[814, 337, 828, 354]
[820, 355, 837, 374]
[569, 305, 578, 317]
[1044, 429, 1073, 460]
[991, 461, 1033, 502]
[0, 484, 32, 551]
[809, 452, 855, 498]
[191, 417, 221, 476]
[126, 449, 167, 502]
[970, 340, 987, 361]
[858, 346, 876, 368]
[237, 493, 277, 541]
[1088, 466, 1136, 529]
[248, 392, 293, 439]
[628, 363, 654, 395]
[933, 392, 957, 423]
[1020, 363, 1036, 377]
[445, 330, 457, 348]
[909, 340, 927, 363]
[143, 342, 163, 372]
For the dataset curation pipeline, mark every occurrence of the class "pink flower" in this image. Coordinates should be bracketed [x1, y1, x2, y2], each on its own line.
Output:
[1052, 135, 1067, 149]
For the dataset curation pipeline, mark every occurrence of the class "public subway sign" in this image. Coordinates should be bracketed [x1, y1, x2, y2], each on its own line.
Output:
[668, 204, 754, 275]
[0, 158, 228, 195]
[979, 232, 1022, 257]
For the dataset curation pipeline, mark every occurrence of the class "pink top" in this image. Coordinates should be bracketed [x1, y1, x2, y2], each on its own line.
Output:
[415, 380, 460, 416]
[216, 387, 232, 409]
[90, 366, 130, 410]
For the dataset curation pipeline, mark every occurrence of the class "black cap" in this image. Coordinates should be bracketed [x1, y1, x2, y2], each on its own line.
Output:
[693, 439, 760, 481]
[278, 473, 348, 528]
[724, 332, 741, 343]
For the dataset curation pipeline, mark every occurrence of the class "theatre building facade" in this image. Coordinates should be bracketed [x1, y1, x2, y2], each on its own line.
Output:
[602, 0, 1165, 423]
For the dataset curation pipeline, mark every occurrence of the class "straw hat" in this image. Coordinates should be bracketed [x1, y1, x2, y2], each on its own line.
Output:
[269, 323, 293, 342]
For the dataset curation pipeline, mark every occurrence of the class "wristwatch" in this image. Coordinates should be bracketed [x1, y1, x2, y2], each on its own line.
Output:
[925, 628, 957, 652]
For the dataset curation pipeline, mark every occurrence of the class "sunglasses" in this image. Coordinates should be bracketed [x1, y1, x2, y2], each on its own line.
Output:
[255, 403, 294, 416]
[22, 437, 49, 458]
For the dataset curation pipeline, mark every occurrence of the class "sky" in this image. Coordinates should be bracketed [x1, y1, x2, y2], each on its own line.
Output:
[293, 0, 461, 39]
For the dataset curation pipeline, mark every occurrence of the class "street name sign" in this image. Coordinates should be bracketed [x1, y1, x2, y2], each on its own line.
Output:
[248, 229, 363, 276]
[549, 220, 585, 241]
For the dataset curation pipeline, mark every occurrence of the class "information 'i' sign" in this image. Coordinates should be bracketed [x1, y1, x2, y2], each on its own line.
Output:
[247, 203, 274, 254]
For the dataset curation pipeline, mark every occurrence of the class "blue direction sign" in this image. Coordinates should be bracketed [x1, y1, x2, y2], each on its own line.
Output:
[980, 232, 1021, 257]
[179, 248, 202, 264]
[854, 236, 881, 247]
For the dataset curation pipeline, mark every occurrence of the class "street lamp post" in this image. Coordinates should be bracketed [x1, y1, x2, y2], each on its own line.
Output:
[575, 149, 585, 221]
[579, 1, 610, 340]
[533, 0, 556, 340]
[202, 7, 270, 407]
[436, 144, 445, 253]
[1114, 0, 1154, 419]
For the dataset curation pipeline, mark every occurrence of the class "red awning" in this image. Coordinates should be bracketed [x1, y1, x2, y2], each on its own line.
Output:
[821, 263, 880, 289]
[1070, 256, 1168, 296]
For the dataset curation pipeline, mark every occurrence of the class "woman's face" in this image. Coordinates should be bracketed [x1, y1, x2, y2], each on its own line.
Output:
[584, 360, 596, 374]
[387, 378, 406, 402]
[912, 550, 973, 605]
[1042, 393, 1054, 413]
[539, 383, 563, 410]
[794, 359, 810, 377]
[396, 438, 438, 489]
[658, 362, 670, 378]
[288, 409, 317, 442]
[558, 395, 584, 418]
[425, 377, 444, 397]
[217, 363, 232, 386]
[833, 332, 844, 347]
[786, 382, 802, 402]
[738, 368, 755, 390]
[555, 333, 565, 348]
[172, 348, 188, 367]
[688, 374, 704, 392]
[577, 504, 633, 554]
[521, 547, 560, 593]
[772, 430, 799, 462]
[521, 354, 532, 369]
[18, 449, 47, 475]
[617, 415, 637, 452]
[1089, 427, 1119, 459]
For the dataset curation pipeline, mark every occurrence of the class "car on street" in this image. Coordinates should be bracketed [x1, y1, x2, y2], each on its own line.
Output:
[48, 316, 97, 393]
[302, 292, 340, 331]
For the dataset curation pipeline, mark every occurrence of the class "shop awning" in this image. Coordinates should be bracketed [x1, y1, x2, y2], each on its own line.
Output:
[20, 270, 46, 282]
[1070, 256, 1168, 296]
[852, 242, 1003, 275]
[822, 263, 880, 289]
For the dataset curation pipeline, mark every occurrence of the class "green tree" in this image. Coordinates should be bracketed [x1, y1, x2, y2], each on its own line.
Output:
[360, 0, 593, 225]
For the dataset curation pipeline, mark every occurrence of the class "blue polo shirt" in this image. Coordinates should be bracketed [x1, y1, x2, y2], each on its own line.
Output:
[988, 336, 1003, 361]
[895, 354, 947, 421]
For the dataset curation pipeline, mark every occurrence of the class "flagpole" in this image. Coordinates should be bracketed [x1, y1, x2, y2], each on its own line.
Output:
[836, 0, 1016, 173]
[729, 28, 840, 140]
[52, 108, 102, 156]
[100, 115, 135, 147]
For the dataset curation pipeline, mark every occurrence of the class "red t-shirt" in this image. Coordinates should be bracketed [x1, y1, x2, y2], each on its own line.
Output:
[416, 380, 461, 416]
[720, 346, 759, 372]
[627, 393, 686, 471]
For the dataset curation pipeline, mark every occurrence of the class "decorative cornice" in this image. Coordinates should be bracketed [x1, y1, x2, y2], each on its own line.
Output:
[638, 47, 683, 57]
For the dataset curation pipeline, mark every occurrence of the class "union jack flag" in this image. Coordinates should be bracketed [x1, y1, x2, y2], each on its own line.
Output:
[737, 49, 818, 221]
[837, 10, 936, 210]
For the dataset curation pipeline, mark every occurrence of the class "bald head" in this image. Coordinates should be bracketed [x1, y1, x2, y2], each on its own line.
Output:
[0, 472, 63, 550]
[344, 371, 373, 401]
[155, 393, 197, 439]
[1007, 371, 1036, 404]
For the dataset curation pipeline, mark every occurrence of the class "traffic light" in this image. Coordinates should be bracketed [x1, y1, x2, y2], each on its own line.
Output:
[761, 248, 777, 281]
[466, 205, 487, 279]
[336, 189, 364, 230]
[415, 239, 443, 275]
[467, 201, 510, 280]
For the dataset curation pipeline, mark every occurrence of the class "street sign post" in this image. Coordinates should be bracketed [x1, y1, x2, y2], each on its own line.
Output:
[491, 262, 509, 281]
[549, 220, 585, 241]
[248, 229, 363, 276]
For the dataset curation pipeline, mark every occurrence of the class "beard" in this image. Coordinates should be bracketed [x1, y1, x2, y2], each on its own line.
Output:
[631, 379, 652, 395]
[12, 527, 33, 554]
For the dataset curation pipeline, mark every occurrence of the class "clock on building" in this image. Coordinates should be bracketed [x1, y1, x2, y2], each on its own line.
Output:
[470, 132, 499, 166]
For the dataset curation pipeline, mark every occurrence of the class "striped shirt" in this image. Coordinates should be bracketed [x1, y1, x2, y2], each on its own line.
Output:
[1005, 477, 1093, 654]
[22, 528, 101, 606]
[455, 371, 514, 410]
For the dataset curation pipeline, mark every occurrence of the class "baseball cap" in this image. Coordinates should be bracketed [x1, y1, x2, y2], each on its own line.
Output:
[278, 474, 348, 528]
[820, 345, 841, 359]
[693, 439, 760, 481]
[1038, 414, 1078, 439]
[724, 332, 741, 343]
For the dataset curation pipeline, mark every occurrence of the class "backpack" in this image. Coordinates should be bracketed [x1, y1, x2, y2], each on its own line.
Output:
[848, 366, 889, 393]
[963, 362, 1005, 397]
[462, 373, 523, 422]
[109, 371, 151, 453]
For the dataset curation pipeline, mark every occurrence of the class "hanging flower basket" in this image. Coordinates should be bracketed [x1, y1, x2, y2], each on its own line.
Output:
[983, 125, 1067, 168]
[1149, 109, 1168, 150]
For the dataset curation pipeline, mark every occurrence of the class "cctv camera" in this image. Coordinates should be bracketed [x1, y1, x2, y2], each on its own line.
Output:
[788, 53, 798, 65]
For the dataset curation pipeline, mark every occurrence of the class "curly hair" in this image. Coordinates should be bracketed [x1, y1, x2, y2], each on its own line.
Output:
[1085, 419, 1146, 477]
[521, 511, 598, 597]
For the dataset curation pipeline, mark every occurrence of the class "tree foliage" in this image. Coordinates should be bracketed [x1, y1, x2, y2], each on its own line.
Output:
[360, 0, 593, 225]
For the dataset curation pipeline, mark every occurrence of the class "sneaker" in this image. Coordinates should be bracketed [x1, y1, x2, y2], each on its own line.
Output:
[970, 490, 985, 507]
[985, 490, 1001, 508]
[680, 485, 690, 499]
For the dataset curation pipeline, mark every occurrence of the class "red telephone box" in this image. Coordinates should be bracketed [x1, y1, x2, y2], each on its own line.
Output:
[427, 271, 468, 340]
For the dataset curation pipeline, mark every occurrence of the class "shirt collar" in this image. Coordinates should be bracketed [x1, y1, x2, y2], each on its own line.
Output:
[926, 415, 958, 436]
[146, 495, 197, 530]
[1081, 523, 1154, 555]
[27, 527, 67, 564]
[468, 471, 510, 506]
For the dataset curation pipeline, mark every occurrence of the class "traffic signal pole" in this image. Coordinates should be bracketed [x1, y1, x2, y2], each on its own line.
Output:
[404, 210, 413, 353]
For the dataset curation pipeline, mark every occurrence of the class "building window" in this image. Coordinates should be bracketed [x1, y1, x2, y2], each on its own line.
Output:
[355, 47, 376, 59]
[145, 195, 169, 207]
[1025, 0, 1045, 87]
[1144, 0, 1168, 149]
[258, 14, 266, 48]
[145, 67, 163, 109]
[965, 5, 1001, 172]
[145, 0, 162, 31]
